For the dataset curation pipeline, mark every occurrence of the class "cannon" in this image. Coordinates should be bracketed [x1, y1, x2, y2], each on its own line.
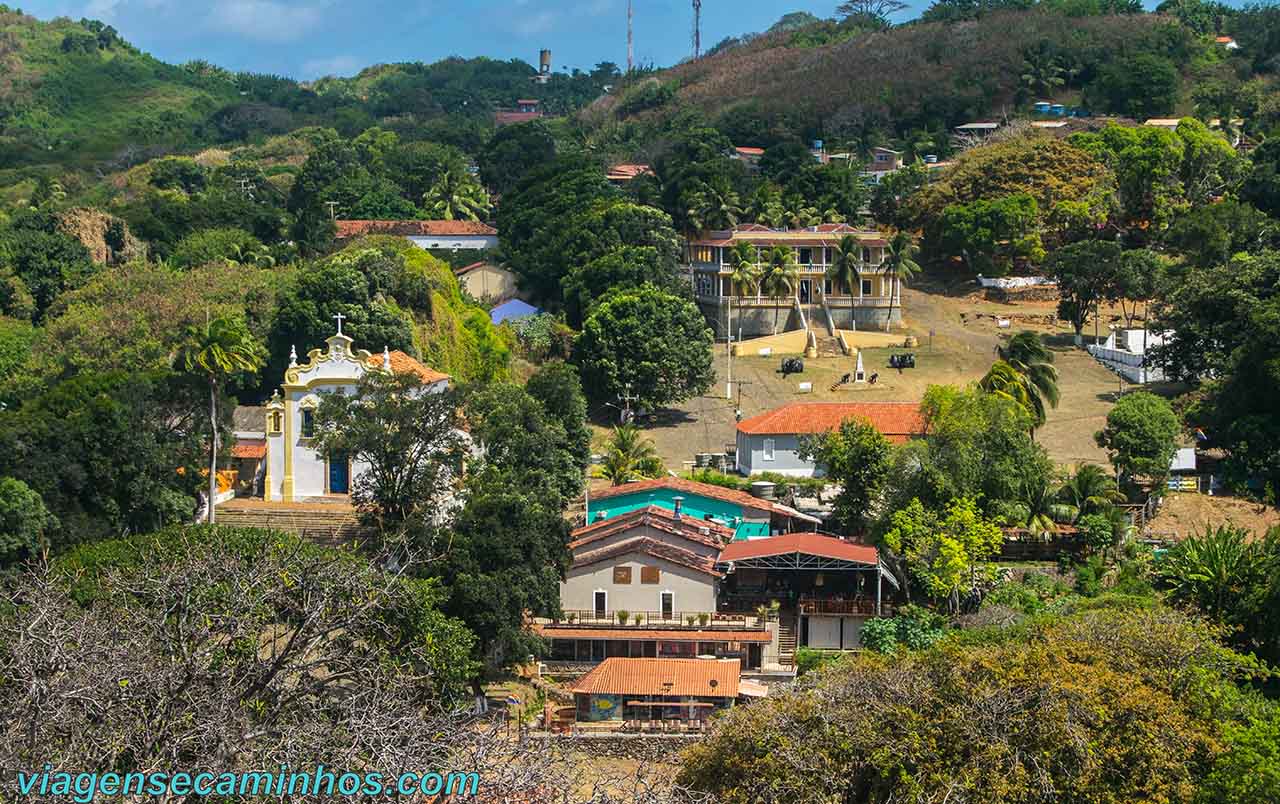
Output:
[780, 357, 805, 377]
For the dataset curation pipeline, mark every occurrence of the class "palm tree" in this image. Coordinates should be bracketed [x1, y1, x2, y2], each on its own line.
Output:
[980, 360, 1035, 415]
[423, 169, 490, 221]
[1021, 43, 1064, 98]
[726, 242, 759, 337]
[600, 423, 663, 485]
[760, 246, 800, 334]
[990, 331, 1060, 431]
[1018, 472, 1060, 537]
[1058, 463, 1124, 522]
[174, 313, 266, 523]
[881, 230, 919, 333]
[696, 179, 742, 231]
[782, 194, 820, 228]
[827, 234, 862, 332]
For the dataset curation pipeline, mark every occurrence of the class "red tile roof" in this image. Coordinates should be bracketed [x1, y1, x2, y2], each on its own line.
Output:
[606, 163, 654, 181]
[535, 625, 771, 643]
[494, 111, 543, 126]
[589, 476, 779, 516]
[334, 220, 496, 239]
[365, 351, 450, 384]
[718, 533, 879, 566]
[231, 439, 267, 459]
[734, 146, 765, 156]
[736, 402, 925, 443]
[571, 658, 740, 697]
[571, 505, 733, 551]
[573, 536, 722, 578]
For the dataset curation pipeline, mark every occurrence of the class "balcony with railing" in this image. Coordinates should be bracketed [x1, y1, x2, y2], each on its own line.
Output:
[552, 609, 765, 631]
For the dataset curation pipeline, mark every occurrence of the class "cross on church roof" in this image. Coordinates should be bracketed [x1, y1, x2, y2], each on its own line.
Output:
[333, 312, 346, 335]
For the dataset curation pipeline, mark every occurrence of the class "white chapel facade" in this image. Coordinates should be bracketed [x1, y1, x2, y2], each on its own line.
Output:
[262, 318, 449, 502]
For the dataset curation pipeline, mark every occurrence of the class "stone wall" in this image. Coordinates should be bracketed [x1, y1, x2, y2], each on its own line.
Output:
[700, 299, 900, 339]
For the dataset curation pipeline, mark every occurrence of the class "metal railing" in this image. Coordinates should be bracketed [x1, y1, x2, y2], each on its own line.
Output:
[553, 610, 763, 630]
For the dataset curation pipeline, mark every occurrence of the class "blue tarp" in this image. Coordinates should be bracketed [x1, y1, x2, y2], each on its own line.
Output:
[489, 299, 541, 324]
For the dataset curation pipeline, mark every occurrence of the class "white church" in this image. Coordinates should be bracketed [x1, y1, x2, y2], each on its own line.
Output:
[259, 316, 450, 502]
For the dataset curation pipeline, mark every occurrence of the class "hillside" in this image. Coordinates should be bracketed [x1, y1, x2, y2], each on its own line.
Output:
[0, 6, 614, 180]
[599, 7, 1271, 151]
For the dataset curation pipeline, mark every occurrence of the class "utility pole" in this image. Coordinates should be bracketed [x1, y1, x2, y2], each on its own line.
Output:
[626, 0, 634, 73]
[618, 384, 639, 424]
[726, 297, 734, 400]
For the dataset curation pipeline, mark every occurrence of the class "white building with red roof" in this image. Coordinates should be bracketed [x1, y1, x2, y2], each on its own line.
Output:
[259, 319, 450, 502]
[735, 401, 925, 477]
[334, 219, 498, 251]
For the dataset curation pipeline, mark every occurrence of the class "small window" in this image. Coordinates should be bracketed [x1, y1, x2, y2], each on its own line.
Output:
[861, 279, 873, 296]
[798, 248, 812, 265]
[861, 247, 871, 262]
[268, 411, 283, 435]
[613, 566, 632, 585]
[763, 438, 775, 461]
[300, 409, 315, 439]
[594, 591, 607, 619]
[641, 566, 660, 584]
[660, 591, 674, 621]
[823, 279, 832, 295]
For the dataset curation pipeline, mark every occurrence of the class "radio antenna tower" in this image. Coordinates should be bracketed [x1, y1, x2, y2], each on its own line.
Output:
[692, 0, 702, 59]
[627, 0, 634, 72]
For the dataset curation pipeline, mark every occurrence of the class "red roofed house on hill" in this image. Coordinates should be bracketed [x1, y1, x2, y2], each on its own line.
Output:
[684, 224, 904, 337]
[736, 401, 926, 477]
[334, 220, 498, 252]
[494, 98, 544, 126]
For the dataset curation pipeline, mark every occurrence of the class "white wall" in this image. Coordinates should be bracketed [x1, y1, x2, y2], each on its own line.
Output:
[407, 235, 497, 250]
[561, 553, 717, 615]
[737, 432, 820, 477]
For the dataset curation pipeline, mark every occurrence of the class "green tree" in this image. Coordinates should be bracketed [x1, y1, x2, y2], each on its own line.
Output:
[799, 417, 892, 534]
[1095, 391, 1180, 488]
[173, 313, 265, 523]
[1087, 53, 1179, 119]
[169, 227, 265, 270]
[1199, 709, 1280, 804]
[881, 230, 919, 333]
[599, 423, 664, 485]
[435, 467, 571, 673]
[0, 212, 98, 321]
[759, 245, 799, 334]
[934, 194, 1043, 277]
[524, 361, 591, 481]
[1048, 239, 1121, 342]
[1058, 463, 1123, 521]
[981, 331, 1059, 431]
[0, 372, 205, 551]
[826, 234, 862, 330]
[1157, 524, 1265, 623]
[464, 382, 585, 505]
[479, 120, 557, 195]
[882, 496, 1004, 611]
[574, 285, 715, 410]
[313, 371, 470, 541]
[0, 477, 55, 566]
[423, 168, 490, 222]
[561, 245, 681, 329]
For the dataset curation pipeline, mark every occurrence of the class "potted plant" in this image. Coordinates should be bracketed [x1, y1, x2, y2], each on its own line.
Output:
[698, 612, 710, 627]
[617, 610, 630, 625]
[686, 614, 698, 627]
[566, 612, 577, 624]
[633, 613, 644, 626]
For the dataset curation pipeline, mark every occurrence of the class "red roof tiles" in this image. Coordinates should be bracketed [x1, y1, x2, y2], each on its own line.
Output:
[334, 220, 496, 239]
[718, 533, 879, 565]
[571, 505, 733, 551]
[572, 658, 741, 698]
[736, 402, 924, 443]
[231, 439, 267, 459]
[365, 351, 450, 384]
[573, 536, 722, 578]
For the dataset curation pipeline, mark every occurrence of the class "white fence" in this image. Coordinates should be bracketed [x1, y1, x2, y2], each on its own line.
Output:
[975, 276, 1058, 289]
[1087, 345, 1167, 383]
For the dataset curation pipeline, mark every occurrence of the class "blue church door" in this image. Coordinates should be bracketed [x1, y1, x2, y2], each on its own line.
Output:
[328, 454, 350, 495]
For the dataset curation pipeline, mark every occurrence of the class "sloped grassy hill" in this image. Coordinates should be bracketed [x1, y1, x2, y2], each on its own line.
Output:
[605, 10, 1202, 139]
[0, 7, 242, 167]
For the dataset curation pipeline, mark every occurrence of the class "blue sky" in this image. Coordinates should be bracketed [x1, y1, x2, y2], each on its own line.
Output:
[22, 0, 882, 79]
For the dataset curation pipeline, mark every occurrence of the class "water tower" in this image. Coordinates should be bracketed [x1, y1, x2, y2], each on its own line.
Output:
[532, 49, 552, 84]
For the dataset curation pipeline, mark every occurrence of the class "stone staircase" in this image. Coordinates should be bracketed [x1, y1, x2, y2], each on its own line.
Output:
[814, 335, 845, 358]
[214, 501, 370, 547]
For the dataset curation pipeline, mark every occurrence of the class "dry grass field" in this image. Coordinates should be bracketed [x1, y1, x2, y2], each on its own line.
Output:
[624, 280, 1142, 472]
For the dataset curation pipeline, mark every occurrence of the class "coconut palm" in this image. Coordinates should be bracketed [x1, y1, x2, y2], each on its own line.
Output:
[1058, 463, 1124, 521]
[782, 194, 820, 228]
[1018, 472, 1060, 536]
[694, 179, 742, 232]
[174, 313, 266, 523]
[726, 242, 760, 337]
[600, 423, 663, 485]
[881, 230, 919, 332]
[980, 360, 1035, 416]
[423, 169, 490, 221]
[827, 234, 862, 332]
[992, 331, 1060, 430]
[760, 245, 800, 334]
